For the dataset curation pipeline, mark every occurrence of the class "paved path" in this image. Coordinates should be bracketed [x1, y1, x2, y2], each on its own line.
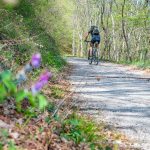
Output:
[68, 57, 150, 150]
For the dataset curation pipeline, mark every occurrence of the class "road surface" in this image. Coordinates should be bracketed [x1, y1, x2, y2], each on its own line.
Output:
[68, 57, 150, 150]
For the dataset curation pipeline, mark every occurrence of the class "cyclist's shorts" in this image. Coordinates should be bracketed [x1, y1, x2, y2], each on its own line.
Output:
[91, 35, 100, 44]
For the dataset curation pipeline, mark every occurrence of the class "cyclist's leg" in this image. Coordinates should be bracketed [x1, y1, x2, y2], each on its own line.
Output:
[95, 40, 100, 55]
[89, 41, 94, 57]
[93, 35, 100, 63]
[89, 42, 94, 64]
[95, 42, 99, 56]
[88, 47, 91, 59]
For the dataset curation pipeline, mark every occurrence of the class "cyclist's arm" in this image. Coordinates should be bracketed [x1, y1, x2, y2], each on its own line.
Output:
[84, 32, 89, 41]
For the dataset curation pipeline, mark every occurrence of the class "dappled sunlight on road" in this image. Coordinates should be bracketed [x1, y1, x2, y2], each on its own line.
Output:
[68, 57, 150, 150]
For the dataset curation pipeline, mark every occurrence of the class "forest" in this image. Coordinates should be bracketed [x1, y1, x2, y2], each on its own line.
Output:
[72, 0, 150, 67]
[0, 0, 149, 150]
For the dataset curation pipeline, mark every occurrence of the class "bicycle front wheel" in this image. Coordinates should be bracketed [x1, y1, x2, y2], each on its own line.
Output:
[93, 49, 99, 65]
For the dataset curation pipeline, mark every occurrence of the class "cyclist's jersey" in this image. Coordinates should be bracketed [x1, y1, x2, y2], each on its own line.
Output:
[88, 27, 100, 44]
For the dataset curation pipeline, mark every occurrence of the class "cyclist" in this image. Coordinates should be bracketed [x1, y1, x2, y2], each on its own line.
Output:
[84, 26, 101, 59]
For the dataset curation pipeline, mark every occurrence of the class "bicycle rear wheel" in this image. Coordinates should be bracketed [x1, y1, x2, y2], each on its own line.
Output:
[89, 48, 93, 64]
[93, 49, 99, 65]
[89, 56, 93, 64]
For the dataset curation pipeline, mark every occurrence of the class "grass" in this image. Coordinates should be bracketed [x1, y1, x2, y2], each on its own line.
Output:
[0, 129, 17, 150]
[109, 59, 150, 70]
[51, 85, 65, 99]
[60, 113, 112, 150]
[131, 60, 150, 69]
[0, 3, 67, 73]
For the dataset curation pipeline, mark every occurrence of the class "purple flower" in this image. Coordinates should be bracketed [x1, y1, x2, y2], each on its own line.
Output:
[31, 81, 43, 95]
[31, 53, 41, 68]
[39, 71, 52, 82]
[31, 71, 52, 95]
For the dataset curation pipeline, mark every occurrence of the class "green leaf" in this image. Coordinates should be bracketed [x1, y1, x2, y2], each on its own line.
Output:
[27, 93, 36, 106]
[90, 143, 96, 150]
[54, 114, 61, 121]
[70, 119, 80, 126]
[0, 70, 11, 81]
[0, 84, 7, 102]
[3, 80, 17, 94]
[1, 129, 9, 138]
[15, 90, 26, 102]
[0, 143, 3, 150]
[8, 141, 16, 150]
[37, 94, 48, 109]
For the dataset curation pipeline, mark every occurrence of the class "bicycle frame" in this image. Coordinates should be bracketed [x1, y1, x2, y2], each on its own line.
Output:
[85, 41, 99, 65]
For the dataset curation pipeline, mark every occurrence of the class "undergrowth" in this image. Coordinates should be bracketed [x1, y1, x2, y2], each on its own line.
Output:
[60, 113, 112, 150]
[0, 0, 70, 72]
[51, 86, 65, 99]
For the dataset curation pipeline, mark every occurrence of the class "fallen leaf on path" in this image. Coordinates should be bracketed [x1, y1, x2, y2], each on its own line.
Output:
[0, 120, 13, 129]
[10, 132, 19, 139]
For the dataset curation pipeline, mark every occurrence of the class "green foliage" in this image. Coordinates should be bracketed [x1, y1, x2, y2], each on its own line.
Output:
[15, 0, 35, 18]
[0, 71, 16, 102]
[8, 141, 16, 150]
[46, 102, 56, 113]
[0, 70, 48, 112]
[0, 129, 17, 150]
[45, 116, 51, 124]
[131, 60, 150, 69]
[0, 129, 9, 139]
[51, 86, 65, 99]
[60, 113, 107, 149]
[37, 94, 48, 110]
[0, 0, 73, 72]
[73, 0, 150, 67]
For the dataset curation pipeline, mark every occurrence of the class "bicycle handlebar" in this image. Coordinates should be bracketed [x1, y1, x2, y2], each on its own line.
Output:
[84, 40, 91, 43]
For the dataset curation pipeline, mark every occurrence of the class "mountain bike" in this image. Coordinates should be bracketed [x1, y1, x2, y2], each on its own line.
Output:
[85, 41, 99, 65]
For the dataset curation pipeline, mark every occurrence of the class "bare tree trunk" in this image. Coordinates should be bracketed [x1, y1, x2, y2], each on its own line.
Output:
[72, 29, 75, 56]
[111, 13, 117, 61]
[79, 32, 83, 57]
[121, 0, 130, 62]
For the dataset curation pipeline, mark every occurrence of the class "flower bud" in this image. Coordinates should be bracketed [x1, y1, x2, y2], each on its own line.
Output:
[31, 53, 41, 68]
